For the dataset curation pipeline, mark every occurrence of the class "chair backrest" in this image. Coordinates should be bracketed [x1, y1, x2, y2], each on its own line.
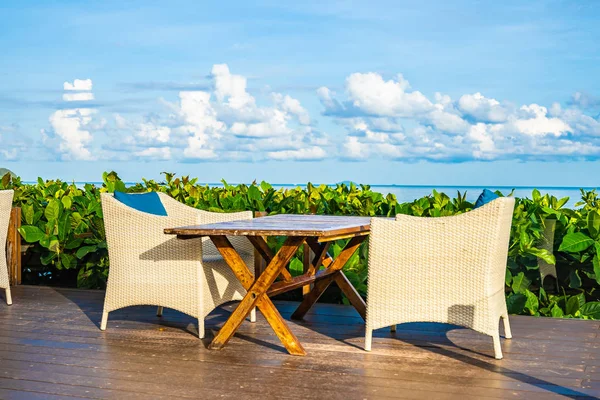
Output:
[369, 197, 515, 296]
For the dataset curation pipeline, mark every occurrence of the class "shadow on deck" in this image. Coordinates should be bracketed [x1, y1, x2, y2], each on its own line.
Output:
[0, 285, 599, 399]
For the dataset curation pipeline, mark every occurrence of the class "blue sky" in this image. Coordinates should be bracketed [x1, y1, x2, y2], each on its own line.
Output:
[1, 0, 599, 186]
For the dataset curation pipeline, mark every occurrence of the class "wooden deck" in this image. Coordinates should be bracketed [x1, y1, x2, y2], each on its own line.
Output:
[0, 286, 599, 399]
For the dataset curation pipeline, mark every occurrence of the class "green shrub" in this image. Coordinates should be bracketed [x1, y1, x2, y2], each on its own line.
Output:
[3, 171, 600, 319]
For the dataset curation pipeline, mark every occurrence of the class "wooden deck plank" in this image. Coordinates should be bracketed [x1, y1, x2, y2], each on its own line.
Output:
[0, 286, 599, 399]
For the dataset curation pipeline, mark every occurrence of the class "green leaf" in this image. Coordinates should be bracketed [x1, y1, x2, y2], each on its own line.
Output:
[18, 225, 45, 243]
[593, 256, 600, 286]
[260, 181, 272, 192]
[556, 197, 569, 209]
[551, 304, 564, 318]
[1, 172, 10, 188]
[40, 252, 56, 266]
[44, 199, 62, 221]
[64, 238, 83, 250]
[39, 234, 50, 248]
[524, 290, 539, 315]
[558, 232, 594, 253]
[61, 196, 72, 210]
[60, 253, 77, 269]
[115, 180, 127, 192]
[580, 302, 600, 319]
[57, 213, 70, 241]
[539, 286, 548, 303]
[247, 185, 262, 202]
[527, 247, 555, 265]
[577, 293, 586, 309]
[511, 272, 531, 294]
[506, 293, 526, 314]
[505, 269, 512, 287]
[589, 210, 600, 238]
[566, 296, 580, 316]
[569, 269, 582, 289]
[22, 204, 34, 225]
[76, 245, 98, 259]
[48, 239, 60, 253]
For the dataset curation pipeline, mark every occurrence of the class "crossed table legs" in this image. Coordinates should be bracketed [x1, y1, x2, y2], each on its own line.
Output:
[208, 234, 368, 356]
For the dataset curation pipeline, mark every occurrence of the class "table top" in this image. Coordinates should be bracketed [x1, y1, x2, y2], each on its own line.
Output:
[165, 214, 376, 240]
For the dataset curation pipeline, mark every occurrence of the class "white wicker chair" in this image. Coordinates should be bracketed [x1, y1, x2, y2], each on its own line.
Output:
[365, 197, 515, 359]
[100, 192, 255, 338]
[0, 190, 14, 305]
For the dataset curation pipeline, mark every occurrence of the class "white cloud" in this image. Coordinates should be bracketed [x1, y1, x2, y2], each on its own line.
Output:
[513, 104, 571, 137]
[428, 106, 470, 134]
[272, 93, 311, 125]
[103, 65, 323, 162]
[42, 79, 98, 160]
[64, 79, 93, 91]
[48, 108, 95, 160]
[134, 147, 171, 160]
[34, 68, 600, 164]
[570, 92, 600, 110]
[468, 123, 496, 159]
[458, 93, 509, 123]
[211, 64, 255, 111]
[63, 92, 95, 102]
[183, 136, 218, 160]
[319, 70, 600, 161]
[230, 109, 290, 138]
[553, 105, 600, 137]
[345, 72, 433, 117]
[137, 123, 171, 143]
[267, 146, 327, 161]
[343, 136, 367, 160]
[176, 91, 223, 158]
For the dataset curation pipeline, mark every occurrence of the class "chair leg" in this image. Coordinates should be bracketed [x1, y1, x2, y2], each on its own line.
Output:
[250, 307, 257, 323]
[5, 288, 12, 306]
[100, 311, 109, 331]
[492, 333, 503, 359]
[390, 324, 396, 333]
[198, 319, 205, 339]
[156, 306, 164, 317]
[502, 314, 512, 339]
[365, 328, 373, 351]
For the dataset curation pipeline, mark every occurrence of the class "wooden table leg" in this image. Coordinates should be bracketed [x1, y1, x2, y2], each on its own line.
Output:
[247, 236, 293, 282]
[209, 235, 307, 355]
[302, 243, 311, 296]
[334, 272, 366, 320]
[302, 238, 331, 296]
[305, 238, 331, 276]
[291, 235, 367, 321]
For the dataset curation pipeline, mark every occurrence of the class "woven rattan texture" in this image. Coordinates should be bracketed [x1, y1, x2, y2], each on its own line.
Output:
[365, 197, 515, 358]
[100, 193, 253, 336]
[0, 190, 13, 304]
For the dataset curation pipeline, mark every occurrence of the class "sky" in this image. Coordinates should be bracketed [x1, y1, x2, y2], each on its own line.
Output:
[0, 0, 599, 186]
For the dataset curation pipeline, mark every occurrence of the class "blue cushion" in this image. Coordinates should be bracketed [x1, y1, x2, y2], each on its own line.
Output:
[113, 191, 168, 216]
[474, 189, 499, 209]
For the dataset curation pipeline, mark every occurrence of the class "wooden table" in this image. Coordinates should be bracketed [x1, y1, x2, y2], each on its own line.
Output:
[165, 214, 372, 356]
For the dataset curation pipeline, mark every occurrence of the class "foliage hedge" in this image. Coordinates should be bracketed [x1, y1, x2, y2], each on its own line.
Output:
[3, 171, 600, 319]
